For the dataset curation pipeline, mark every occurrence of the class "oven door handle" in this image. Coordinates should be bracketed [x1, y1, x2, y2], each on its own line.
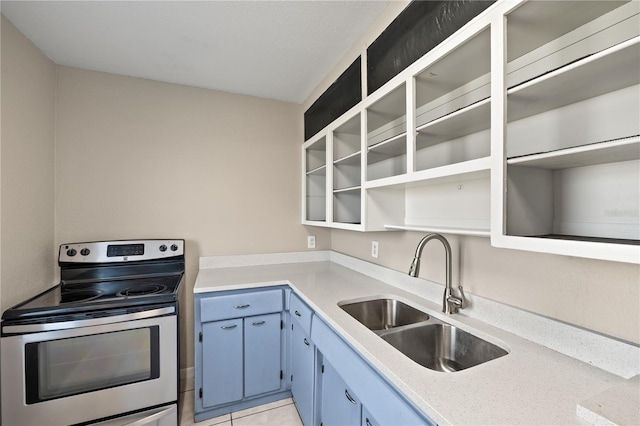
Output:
[2, 306, 175, 334]
[123, 405, 177, 426]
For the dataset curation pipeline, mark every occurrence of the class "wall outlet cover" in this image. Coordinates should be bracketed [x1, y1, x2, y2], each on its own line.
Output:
[307, 236, 316, 249]
[371, 241, 379, 258]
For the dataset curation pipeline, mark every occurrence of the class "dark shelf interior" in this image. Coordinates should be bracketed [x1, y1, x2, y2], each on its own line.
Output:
[304, 57, 361, 141]
[367, 0, 495, 95]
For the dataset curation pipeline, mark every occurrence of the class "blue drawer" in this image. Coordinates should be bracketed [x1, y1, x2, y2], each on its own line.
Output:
[200, 289, 283, 322]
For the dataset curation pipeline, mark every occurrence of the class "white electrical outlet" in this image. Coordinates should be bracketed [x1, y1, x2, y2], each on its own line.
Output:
[371, 241, 379, 258]
[307, 236, 316, 249]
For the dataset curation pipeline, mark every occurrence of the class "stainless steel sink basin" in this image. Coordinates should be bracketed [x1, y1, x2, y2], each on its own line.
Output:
[380, 324, 508, 372]
[338, 297, 508, 372]
[339, 298, 430, 331]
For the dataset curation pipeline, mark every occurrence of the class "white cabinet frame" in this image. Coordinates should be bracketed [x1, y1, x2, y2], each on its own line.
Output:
[302, 0, 640, 263]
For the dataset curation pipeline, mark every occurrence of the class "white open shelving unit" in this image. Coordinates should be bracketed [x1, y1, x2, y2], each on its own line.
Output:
[492, 0, 640, 263]
[332, 112, 364, 230]
[302, 0, 640, 263]
[303, 134, 328, 225]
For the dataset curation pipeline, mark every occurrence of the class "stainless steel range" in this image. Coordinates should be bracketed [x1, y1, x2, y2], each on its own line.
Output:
[1, 239, 185, 426]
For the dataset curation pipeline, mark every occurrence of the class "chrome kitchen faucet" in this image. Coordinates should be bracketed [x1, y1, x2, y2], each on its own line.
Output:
[408, 233, 466, 314]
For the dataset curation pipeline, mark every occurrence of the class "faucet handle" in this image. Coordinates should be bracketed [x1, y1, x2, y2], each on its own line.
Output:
[446, 286, 466, 313]
[457, 285, 466, 309]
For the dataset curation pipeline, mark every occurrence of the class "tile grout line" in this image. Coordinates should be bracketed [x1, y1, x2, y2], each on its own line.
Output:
[231, 400, 295, 421]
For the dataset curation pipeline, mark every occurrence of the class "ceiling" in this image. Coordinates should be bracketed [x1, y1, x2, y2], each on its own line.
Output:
[1, 1, 389, 104]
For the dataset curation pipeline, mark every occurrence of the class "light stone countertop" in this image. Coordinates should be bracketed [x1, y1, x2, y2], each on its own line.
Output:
[194, 257, 632, 425]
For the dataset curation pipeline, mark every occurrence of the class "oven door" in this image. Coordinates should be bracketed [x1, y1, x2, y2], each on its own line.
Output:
[1, 308, 177, 426]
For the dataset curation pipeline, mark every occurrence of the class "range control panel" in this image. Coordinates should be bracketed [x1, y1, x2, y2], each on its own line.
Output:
[59, 239, 185, 264]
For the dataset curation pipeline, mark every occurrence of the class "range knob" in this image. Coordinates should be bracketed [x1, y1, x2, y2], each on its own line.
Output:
[159, 244, 167, 252]
[170, 244, 179, 252]
[66, 248, 77, 257]
[80, 248, 91, 256]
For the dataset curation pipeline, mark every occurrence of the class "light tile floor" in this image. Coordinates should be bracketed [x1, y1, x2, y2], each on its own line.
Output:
[179, 381, 303, 426]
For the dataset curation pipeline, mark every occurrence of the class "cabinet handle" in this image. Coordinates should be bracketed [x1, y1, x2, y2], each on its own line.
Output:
[220, 324, 237, 330]
[251, 321, 266, 326]
[234, 304, 250, 309]
[303, 338, 310, 346]
[366, 418, 373, 426]
[344, 389, 357, 405]
[294, 310, 302, 317]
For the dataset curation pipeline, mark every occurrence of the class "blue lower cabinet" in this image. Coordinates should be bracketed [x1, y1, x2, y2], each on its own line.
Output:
[320, 359, 362, 426]
[202, 318, 244, 407]
[290, 322, 315, 426]
[196, 288, 435, 425]
[312, 316, 436, 426]
[202, 314, 283, 407]
[244, 313, 283, 397]
[196, 289, 288, 422]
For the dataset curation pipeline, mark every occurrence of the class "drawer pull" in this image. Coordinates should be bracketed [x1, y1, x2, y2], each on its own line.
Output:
[235, 304, 250, 309]
[303, 338, 310, 346]
[344, 389, 357, 405]
[220, 324, 237, 330]
[251, 321, 266, 326]
[294, 310, 302, 317]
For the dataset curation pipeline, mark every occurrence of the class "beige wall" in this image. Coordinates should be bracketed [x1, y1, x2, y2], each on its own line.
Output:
[1, 15, 57, 312]
[332, 230, 640, 344]
[55, 66, 331, 368]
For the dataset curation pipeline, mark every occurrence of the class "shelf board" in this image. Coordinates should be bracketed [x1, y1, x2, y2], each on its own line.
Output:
[306, 164, 327, 175]
[384, 224, 490, 237]
[333, 186, 361, 194]
[330, 222, 364, 231]
[334, 151, 361, 166]
[366, 156, 491, 190]
[367, 132, 407, 165]
[533, 234, 639, 246]
[507, 136, 640, 169]
[508, 37, 640, 122]
[303, 219, 328, 227]
[416, 97, 490, 149]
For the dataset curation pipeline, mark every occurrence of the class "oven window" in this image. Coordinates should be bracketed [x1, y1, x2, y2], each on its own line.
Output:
[25, 327, 160, 404]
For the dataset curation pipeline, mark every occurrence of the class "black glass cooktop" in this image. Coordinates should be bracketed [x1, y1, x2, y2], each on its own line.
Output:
[2, 273, 183, 321]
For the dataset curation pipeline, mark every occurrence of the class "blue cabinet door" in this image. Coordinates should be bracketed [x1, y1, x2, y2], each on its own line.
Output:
[290, 323, 315, 426]
[202, 318, 243, 408]
[244, 313, 282, 397]
[320, 359, 361, 426]
[361, 407, 379, 426]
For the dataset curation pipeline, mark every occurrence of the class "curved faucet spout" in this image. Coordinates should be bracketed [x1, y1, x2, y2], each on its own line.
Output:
[407, 233, 464, 314]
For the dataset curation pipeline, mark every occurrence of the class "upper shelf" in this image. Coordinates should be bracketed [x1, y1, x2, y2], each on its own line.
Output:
[366, 156, 491, 190]
[416, 98, 490, 149]
[507, 136, 640, 169]
[306, 164, 327, 175]
[334, 151, 361, 166]
[384, 224, 490, 237]
[506, 1, 630, 62]
[508, 37, 640, 122]
[367, 132, 407, 165]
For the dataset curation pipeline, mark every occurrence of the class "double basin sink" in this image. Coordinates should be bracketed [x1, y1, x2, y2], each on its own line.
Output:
[338, 298, 508, 373]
